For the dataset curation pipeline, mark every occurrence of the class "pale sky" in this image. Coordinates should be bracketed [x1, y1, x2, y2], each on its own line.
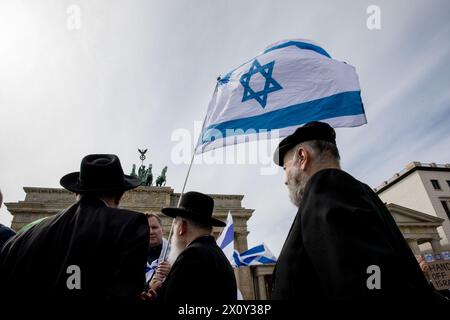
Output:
[1, 0, 449, 255]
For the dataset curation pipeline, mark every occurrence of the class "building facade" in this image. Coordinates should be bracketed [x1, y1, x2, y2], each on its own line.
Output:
[375, 162, 450, 251]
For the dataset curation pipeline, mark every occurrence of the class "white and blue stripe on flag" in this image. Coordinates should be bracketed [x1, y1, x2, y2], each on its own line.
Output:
[233, 243, 277, 267]
[216, 211, 235, 266]
[197, 39, 366, 154]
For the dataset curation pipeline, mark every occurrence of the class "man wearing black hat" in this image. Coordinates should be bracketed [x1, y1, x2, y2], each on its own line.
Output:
[0, 154, 149, 303]
[272, 122, 439, 302]
[146, 191, 237, 302]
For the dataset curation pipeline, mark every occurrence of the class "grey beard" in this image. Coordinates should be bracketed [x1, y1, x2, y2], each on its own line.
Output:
[168, 233, 185, 265]
[287, 172, 308, 208]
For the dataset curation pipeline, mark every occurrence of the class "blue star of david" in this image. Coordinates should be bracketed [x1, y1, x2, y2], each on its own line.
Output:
[239, 59, 282, 108]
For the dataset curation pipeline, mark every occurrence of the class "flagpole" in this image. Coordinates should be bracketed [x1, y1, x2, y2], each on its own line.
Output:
[161, 147, 196, 261]
[161, 84, 217, 262]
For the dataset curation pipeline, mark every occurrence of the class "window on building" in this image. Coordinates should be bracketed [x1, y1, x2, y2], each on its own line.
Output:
[431, 179, 441, 190]
[441, 201, 450, 220]
[447, 180, 450, 189]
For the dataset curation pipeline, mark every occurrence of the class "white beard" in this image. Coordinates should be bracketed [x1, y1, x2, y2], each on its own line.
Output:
[287, 166, 308, 208]
[167, 232, 186, 265]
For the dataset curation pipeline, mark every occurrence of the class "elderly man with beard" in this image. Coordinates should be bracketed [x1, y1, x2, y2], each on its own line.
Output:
[271, 121, 440, 302]
[142, 191, 237, 302]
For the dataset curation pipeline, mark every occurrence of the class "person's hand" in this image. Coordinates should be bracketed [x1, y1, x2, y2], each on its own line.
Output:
[149, 277, 163, 291]
[155, 261, 171, 278]
[415, 255, 428, 273]
[140, 288, 158, 301]
[146, 261, 172, 293]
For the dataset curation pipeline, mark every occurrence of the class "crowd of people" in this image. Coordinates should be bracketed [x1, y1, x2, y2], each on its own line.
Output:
[0, 121, 448, 305]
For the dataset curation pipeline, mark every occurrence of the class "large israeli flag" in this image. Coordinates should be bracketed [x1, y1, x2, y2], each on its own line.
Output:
[197, 39, 366, 153]
[216, 211, 235, 266]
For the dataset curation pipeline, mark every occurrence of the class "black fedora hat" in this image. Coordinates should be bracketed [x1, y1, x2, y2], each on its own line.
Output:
[60, 154, 141, 193]
[161, 191, 225, 227]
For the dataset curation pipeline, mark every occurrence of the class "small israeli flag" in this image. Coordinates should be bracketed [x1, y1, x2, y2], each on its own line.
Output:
[233, 243, 277, 267]
[216, 211, 235, 266]
[197, 39, 366, 153]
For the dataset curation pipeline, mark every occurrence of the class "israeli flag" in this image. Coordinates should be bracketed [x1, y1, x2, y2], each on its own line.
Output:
[216, 211, 235, 266]
[197, 39, 366, 153]
[233, 243, 277, 267]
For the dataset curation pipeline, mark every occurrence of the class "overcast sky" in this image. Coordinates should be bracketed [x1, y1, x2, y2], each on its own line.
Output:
[1, 0, 449, 255]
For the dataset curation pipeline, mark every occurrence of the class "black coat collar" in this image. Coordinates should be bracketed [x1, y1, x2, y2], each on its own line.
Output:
[187, 235, 215, 247]
[78, 195, 107, 207]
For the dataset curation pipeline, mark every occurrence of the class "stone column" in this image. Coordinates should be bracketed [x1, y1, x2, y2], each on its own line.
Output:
[407, 239, 421, 255]
[238, 267, 255, 300]
[430, 239, 442, 252]
[257, 275, 267, 300]
[234, 268, 240, 289]
[234, 232, 254, 299]
[235, 229, 249, 252]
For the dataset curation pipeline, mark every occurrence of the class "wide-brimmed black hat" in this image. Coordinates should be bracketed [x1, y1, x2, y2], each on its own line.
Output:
[273, 121, 336, 167]
[60, 154, 141, 193]
[161, 191, 225, 227]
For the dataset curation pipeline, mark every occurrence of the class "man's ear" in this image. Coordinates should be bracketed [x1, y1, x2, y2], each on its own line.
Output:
[179, 220, 187, 236]
[296, 147, 309, 170]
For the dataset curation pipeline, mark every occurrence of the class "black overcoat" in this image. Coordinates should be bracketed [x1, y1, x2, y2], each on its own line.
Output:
[272, 168, 437, 302]
[157, 235, 237, 302]
[0, 196, 149, 303]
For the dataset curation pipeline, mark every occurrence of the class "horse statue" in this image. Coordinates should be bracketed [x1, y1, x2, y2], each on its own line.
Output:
[145, 164, 153, 186]
[130, 164, 137, 178]
[155, 166, 168, 187]
[138, 164, 147, 185]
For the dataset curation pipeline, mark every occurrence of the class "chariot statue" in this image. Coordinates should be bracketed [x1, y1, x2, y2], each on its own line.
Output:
[130, 149, 166, 187]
